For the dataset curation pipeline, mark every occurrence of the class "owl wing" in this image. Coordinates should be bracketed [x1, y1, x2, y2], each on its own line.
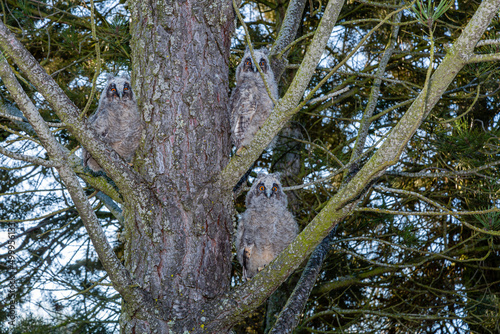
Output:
[233, 110, 256, 148]
[235, 212, 256, 281]
[230, 84, 258, 149]
[242, 244, 254, 281]
[88, 107, 111, 141]
[110, 106, 143, 161]
[82, 108, 109, 172]
[272, 210, 298, 255]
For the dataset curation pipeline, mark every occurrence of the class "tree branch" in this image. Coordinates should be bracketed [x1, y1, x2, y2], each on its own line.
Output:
[312, 243, 500, 296]
[0, 58, 164, 321]
[201, 0, 500, 330]
[270, 0, 308, 79]
[467, 52, 500, 63]
[269, 227, 337, 334]
[0, 98, 125, 203]
[385, 159, 500, 178]
[218, 0, 346, 191]
[0, 102, 64, 127]
[0, 145, 58, 168]
[268, 11, 404, 333]
[0, 22, 147, 202]
[96, 191, 124, 225]
[349, 9, 402, 164]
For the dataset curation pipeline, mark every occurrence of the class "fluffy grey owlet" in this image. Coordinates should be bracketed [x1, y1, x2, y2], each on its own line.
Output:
[82, 74, 143, 172]
[230, 47, 278, 155]
[235, 173, 298, 280]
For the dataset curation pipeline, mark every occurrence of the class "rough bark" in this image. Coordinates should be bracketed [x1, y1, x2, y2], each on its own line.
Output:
[270, 0, 308, 79]
[269, 227, 336, 333]
[121, 1, 235, 332]
[0, 58, 157, 321]
[195, 0, 500, 331]
[220, 0, 346, 191]
[1, 0, 500, 333]
[268, 7, 403, 333]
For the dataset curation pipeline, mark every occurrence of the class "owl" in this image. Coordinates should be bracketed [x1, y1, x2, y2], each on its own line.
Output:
[235, 173, 298, 280]
[82, 74, 143, 172]
[230, 47, 278, 154]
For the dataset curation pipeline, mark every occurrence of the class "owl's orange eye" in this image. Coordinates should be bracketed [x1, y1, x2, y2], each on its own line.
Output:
[246, 60, 251, 66]
[272, 186, 277, 192]
[111, 88, 116, 92]
[259, 185, 265, 191]
[124, 87, 129, 91]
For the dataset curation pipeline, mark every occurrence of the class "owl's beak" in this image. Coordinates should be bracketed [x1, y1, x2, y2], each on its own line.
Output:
[265, 189, 272, 198]
[118, 91, 123, 98]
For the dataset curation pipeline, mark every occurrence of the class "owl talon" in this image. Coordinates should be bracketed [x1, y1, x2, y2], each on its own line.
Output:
[235, 146, 246, 156]
[242, 245, 254, 281]
[234, 174, 299, 284]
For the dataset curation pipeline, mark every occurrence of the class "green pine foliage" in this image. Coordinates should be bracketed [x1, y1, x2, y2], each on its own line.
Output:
[2, 0, 500, 333]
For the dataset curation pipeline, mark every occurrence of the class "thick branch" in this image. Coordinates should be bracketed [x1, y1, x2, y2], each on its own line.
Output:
[0, 59, 163, 321]
[0, 145, 58, 167]
[96, 191, 124, 225]
[269, 227, 337, 334]
[219, 0, 346, 191]
[349, 9, 402, 164]
[270, 0, 308, 79]
[197, 200, 358, 333]
[0, 22, 147, 202]
[467, 52, 500, 63]
[201, 0, 500, 330]
[74, 165, 123, 204]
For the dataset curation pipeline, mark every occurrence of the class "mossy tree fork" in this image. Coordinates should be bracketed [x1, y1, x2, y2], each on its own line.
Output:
[0, 0, 499, 332]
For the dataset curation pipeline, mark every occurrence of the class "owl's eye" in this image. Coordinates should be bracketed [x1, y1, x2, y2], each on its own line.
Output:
[259, 185, 265, 191]
[124, 87, 129, 91]
[111, 88, 116, 92]
[245, 59, 252, 66]
[272, 186, 278, 192]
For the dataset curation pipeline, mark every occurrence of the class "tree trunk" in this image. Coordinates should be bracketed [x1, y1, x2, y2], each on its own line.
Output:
[3, 0, 500, 332]
[120, 1, 234, 332]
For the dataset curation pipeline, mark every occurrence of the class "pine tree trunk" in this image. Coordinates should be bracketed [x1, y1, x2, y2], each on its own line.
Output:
[120, 1, 234, 332]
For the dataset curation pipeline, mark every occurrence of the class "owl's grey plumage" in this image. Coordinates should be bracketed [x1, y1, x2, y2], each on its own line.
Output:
[230, 47, 278, 154]
[235, 173, 298, 280]
[82, 74, 143, 172]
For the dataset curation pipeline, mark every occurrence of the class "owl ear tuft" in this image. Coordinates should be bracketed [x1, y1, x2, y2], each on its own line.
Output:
[106, 74, 115, 82]
[272, 172, 282, 180]
[122, 73, 131, 81]
[259, 47, 270, 55]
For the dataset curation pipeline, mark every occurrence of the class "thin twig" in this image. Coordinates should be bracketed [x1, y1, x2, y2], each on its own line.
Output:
[386, 160, 500, 178]
[307, 87, 350, 105]
[79, 0, 101, 119]
[232, 0, 277, 104]
[0, 145, 57, 168]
